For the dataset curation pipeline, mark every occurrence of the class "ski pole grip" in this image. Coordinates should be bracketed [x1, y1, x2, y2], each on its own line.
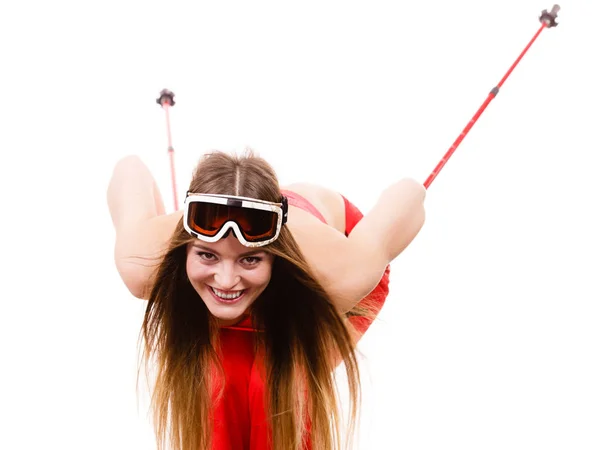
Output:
[540, 4, 560, 27]
[156, 89, 176, 107]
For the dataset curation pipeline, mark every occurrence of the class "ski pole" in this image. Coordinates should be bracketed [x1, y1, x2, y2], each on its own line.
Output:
[156, 89, 179, 210]
[423, 5, 560, 189]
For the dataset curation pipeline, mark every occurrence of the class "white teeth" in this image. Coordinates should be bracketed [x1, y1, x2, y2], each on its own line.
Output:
[211, 287, 243, 300]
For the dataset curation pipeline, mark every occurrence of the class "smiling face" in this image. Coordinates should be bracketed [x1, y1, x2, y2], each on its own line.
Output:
[185, 234, 275, 326]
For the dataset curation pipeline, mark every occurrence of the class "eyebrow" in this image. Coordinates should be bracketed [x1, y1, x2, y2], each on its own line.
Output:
[192, 244, 264, 257]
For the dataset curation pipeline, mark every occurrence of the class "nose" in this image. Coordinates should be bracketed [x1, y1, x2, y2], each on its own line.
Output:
[213, 262, 241, 290]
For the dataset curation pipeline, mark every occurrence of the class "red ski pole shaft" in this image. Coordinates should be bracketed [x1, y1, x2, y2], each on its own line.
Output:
[423, 5, 560, 189]
[156, 89, 179, 210]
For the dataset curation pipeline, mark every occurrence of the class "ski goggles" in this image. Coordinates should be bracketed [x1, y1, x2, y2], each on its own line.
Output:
[183, 192, 288, 247]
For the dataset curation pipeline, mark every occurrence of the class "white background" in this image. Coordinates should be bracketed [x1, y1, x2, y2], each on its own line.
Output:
[1, 1, 599, 449]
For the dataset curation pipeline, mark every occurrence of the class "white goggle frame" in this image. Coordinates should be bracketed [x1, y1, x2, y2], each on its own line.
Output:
[183, 193, 288, 248]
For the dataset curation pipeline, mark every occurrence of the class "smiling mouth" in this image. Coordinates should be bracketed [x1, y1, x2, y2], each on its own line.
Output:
[210, 286, 245, 301]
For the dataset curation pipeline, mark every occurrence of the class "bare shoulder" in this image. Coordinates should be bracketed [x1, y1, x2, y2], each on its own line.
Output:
[281, 182, 346, 232]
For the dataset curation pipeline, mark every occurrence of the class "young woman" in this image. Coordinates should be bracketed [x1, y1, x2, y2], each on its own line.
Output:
[107, 149, 426, 450]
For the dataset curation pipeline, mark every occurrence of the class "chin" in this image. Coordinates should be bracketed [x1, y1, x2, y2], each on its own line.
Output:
[209, 304, 247, 322]
[201, 286, 253, 325]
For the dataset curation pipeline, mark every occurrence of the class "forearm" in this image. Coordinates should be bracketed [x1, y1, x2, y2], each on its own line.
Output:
[347, 178, 426, 264]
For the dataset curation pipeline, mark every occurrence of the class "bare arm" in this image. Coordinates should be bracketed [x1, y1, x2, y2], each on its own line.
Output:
[107, 155, 182, 299]
[347, 178, 426, 263]
[286, 178, 426, 313]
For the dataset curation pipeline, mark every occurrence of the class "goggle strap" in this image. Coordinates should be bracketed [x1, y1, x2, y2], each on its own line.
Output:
[281, 195, 288, 225]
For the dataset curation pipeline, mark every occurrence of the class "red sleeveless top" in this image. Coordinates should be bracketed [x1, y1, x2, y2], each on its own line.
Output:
[211, 191, 390, 449]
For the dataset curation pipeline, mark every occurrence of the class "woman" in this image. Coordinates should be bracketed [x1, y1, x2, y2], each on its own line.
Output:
[107, 149, 426, 450]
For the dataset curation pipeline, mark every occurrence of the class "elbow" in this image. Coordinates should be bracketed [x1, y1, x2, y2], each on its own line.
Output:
[114, 255, 154, 300]
[330, 263, 387, 315]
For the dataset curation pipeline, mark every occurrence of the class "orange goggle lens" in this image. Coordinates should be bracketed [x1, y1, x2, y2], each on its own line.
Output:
[187, 202, 279, 242]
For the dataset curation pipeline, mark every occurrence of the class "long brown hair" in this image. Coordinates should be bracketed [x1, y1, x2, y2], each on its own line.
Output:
[139, 149, 368, 449]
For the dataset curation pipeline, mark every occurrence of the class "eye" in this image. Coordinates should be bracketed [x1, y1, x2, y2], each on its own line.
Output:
[241, 256, 262, 266]
[196, 252, 217, 261]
